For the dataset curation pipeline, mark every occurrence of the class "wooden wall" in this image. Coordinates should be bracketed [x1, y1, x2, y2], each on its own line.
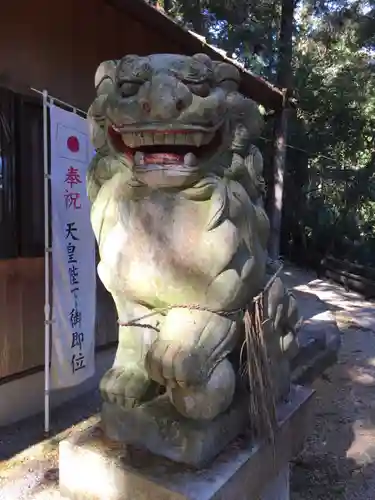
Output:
[0, 259, 45, 378]
[0, 0, 186, 109]
[0, 257, 119, 380]
[0, 0, 186, 380]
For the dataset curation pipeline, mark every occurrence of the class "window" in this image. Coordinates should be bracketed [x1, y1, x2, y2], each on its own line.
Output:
[0, 86, 44, 259]
[16, 95, 45, 257]
[0, 87, 18, 259]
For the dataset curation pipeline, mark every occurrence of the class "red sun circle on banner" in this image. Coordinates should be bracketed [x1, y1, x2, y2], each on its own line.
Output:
[67, 135, 80, 153]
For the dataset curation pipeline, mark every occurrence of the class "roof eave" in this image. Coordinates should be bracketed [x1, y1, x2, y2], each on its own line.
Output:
[106, 0, 293, 110]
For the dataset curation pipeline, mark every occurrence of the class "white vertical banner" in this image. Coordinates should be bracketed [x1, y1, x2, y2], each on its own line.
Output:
[50, 104, 96, 389]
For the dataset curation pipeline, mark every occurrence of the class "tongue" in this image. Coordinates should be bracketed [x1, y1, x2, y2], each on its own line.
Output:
[144, 153, 184, 164]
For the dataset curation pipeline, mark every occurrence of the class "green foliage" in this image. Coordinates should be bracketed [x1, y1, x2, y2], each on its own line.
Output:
[283, 1, 375, 266]
[157, 0, 375, 266]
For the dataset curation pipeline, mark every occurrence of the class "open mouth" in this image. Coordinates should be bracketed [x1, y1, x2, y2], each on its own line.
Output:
[108, 126, 222, 169]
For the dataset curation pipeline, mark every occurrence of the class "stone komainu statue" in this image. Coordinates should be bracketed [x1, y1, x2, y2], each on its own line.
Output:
[87, 53, 300, 435]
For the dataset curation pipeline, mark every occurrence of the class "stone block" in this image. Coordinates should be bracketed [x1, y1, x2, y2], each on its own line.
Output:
[292, 311, 341, 385]
[101, 391, 249, 467]
[59, 385, 314, 500]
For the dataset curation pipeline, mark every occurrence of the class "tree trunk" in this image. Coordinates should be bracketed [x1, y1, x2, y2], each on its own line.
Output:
[268, 0, 295, 260]
[182, 0, 204, 35]
[268, 100, 289, 260]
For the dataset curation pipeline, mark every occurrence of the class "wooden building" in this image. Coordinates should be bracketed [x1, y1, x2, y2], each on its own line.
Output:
[0, 0, 286, 423]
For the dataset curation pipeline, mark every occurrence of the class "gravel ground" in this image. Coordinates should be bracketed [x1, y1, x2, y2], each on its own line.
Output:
[285, 266, 375, 500]
[291, 320, 375, 500]
[1, 265, 375, 499]
[0, 390, 101, 499]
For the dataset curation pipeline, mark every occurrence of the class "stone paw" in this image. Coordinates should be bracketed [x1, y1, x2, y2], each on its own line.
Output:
[99, 365, 152, 409]
[145, 339, 208, 388]
[168, 358, 236, 420]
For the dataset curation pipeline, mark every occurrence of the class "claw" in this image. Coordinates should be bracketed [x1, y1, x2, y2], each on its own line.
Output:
[146, 339, 208, 389]
[99, 365, 151, 408]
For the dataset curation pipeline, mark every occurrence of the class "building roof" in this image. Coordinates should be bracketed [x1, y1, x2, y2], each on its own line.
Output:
[108, 0, 288, 110]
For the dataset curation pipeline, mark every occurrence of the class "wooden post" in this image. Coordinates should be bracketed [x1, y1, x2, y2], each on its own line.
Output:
[268, 90, 289, 261]
[267, 0, 295, 261]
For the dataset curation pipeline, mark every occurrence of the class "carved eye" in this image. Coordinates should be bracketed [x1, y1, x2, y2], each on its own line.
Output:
[118, 81, 142, 98]
[186, 81, 210, 98]
[134, 62, 151, 80]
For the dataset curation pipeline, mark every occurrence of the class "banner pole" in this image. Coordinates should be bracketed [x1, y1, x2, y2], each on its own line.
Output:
[43, 89, 51, 437]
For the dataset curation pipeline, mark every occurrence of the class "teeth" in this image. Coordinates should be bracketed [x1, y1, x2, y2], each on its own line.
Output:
[122, 132, 155, 148]
[184, 135, 195, 146]
[174, 134, 186, 145]
[193, 133, 203, 147]
[164, 135, 175, 145]
[202, 132, 214, 145]
[121, 133, 136, 148]
[134, 152, 144, 165]
[138, 133, 145, 146]
[184, 153, 198, 166]
[121, 131, 213, 148]
[183, 133, 204, 147]
[143, 133, 154, 146]
[154, 133, 165, 145]
[122, 133, 129, 146]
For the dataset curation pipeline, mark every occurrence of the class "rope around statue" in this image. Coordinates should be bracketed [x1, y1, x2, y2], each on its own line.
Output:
[117, 265, 283, 327]
[117, 265, 285, 443]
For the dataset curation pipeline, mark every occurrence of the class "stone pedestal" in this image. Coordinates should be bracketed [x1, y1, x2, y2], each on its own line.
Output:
[59, 385, 313, 500]
[262, 466, 289, 500]
[101, 390, 249, 467]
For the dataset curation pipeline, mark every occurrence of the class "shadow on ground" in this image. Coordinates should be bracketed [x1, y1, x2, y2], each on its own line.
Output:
[283, 264, 375, 499]
[0, 388, 101, 462]
[291, 340, 375, 498]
